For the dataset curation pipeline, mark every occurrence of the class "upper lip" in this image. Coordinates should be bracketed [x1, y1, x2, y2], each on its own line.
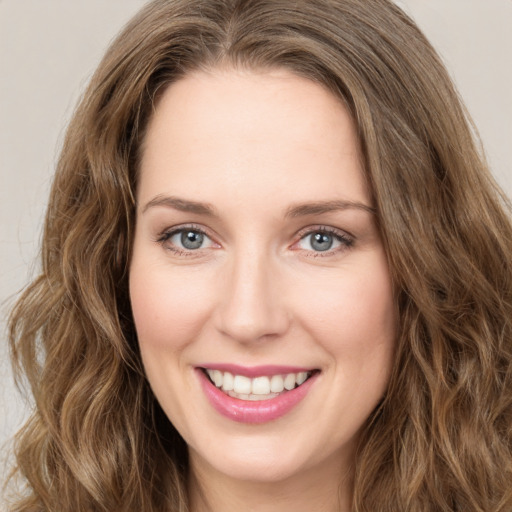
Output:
[197, 363, 318, 378]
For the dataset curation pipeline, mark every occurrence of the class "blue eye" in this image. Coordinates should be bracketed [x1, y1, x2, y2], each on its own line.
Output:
[178, 230, 205, 250]
[297, 229, 353, 253]
[310, 232, 335, 251]
[158, 227, 214, 252]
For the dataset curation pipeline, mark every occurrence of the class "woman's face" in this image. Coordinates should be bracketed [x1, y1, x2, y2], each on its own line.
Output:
[130, 68, 396, 485]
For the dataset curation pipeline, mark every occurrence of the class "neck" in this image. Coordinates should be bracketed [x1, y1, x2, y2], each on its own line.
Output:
[187, 450, 354, 512]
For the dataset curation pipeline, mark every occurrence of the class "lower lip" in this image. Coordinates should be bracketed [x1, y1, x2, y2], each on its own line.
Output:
[197, 369, 319, 424]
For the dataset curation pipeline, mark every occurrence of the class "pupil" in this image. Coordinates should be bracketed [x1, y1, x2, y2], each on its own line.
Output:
[181, 231, 204, 250]
[311, 232, 333, 251]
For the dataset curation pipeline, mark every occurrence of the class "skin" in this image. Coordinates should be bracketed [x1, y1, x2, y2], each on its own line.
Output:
[129, 67, 397, 512]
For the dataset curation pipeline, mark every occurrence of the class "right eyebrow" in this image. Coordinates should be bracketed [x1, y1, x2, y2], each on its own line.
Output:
[141, 195, 217, 216]
[285, 199, 376, 218]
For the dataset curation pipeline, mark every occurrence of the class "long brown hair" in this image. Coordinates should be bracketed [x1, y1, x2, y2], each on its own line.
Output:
[7, 1, 512, 510]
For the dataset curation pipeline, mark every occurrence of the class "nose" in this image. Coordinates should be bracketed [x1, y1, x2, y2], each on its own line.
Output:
[214, 248, 290, 344]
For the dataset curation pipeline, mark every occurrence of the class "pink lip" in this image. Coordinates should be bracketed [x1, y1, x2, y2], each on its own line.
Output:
[196, 368, 319, 424]
[198, 363, 314, 378]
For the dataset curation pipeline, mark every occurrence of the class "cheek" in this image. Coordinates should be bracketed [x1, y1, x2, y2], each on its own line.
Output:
[296, 254, 396, 367]
[129, 260, 216, 352]
[128, 258, 219, 431]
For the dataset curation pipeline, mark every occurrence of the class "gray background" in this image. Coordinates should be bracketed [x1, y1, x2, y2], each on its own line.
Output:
[1, 0, 511, 489]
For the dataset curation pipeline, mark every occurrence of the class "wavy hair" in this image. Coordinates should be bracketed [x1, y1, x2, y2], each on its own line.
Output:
[7, 0, 512, 510]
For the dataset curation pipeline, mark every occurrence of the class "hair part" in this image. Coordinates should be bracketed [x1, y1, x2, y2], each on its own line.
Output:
[8, 1, 512, 510]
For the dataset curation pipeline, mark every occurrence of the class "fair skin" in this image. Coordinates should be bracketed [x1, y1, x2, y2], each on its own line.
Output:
[129, 67, 396, 512]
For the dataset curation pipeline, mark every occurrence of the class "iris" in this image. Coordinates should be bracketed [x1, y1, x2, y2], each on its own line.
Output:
[181, 230, 204, 250]
[310, 232, 334, 251]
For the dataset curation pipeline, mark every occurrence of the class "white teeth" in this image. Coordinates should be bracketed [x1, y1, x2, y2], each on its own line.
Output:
[213, 369, 223, 387]
[233, 375, 252, 394]
[297, 372, 308, 385]
[270, 375, 285, 393]
[222, 371, 234, 391]
[252, 376, 270, 395]
[227, 391, 280, 401]
[284, 373, 296, 390]
[233, 392, 250, 400]
[205, 369, 313, 399]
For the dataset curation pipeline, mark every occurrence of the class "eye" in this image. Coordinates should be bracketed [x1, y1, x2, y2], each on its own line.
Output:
[157, 226, 216, 253]
[295, 228, 353, 254]
[176, 230, 206, 250]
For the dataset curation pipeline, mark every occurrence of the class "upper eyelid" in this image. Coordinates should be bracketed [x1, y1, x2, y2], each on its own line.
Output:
[156, 225, 217, 254]
[158, 223, 212, 239]
[295, 224, 355, 241]
[291, 225, 355, 255]
[158, 223, 352, 236]
[155, 224, 354, 250]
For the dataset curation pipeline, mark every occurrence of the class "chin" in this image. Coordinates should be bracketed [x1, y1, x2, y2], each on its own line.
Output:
[187, 428, 330, 485]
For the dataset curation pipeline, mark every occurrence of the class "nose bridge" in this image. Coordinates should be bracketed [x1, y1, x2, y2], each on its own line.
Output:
[216, 243, 289, 343]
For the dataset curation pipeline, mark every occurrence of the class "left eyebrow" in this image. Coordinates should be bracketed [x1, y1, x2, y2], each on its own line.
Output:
[140, 195, 218, 216]
[285, 200, 376, 218]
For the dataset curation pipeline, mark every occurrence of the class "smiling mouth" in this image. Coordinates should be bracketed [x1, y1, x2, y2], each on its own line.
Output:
[201, 368, 318, 401]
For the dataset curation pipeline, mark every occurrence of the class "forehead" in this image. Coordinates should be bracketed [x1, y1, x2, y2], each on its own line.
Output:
[138, 68, 370, 210]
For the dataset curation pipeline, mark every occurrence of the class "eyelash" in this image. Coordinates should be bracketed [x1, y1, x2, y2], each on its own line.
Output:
[293, 226, 354, 256]
[155, 224, 354, 257]
[155, 224, 214, 257]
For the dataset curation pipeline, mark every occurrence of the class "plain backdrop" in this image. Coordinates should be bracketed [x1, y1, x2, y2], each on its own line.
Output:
[1, 0, 511, 486]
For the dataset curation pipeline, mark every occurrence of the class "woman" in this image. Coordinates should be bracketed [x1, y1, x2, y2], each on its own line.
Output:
[7, 0, 512, 511]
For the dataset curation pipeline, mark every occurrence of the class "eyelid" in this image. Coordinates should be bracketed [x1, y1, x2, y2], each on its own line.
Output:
[155, 223, 220, 253]
[154, 223, 354, 257]
[156, 222, 207, 239]
[291, 225, 355, 255]
[294, 224, 355, 241]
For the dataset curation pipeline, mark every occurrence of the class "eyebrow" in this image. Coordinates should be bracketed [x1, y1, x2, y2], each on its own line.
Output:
[285, 200, 376, 218]
[141, 195, 375, 218]
[141, 195, 217, 216]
